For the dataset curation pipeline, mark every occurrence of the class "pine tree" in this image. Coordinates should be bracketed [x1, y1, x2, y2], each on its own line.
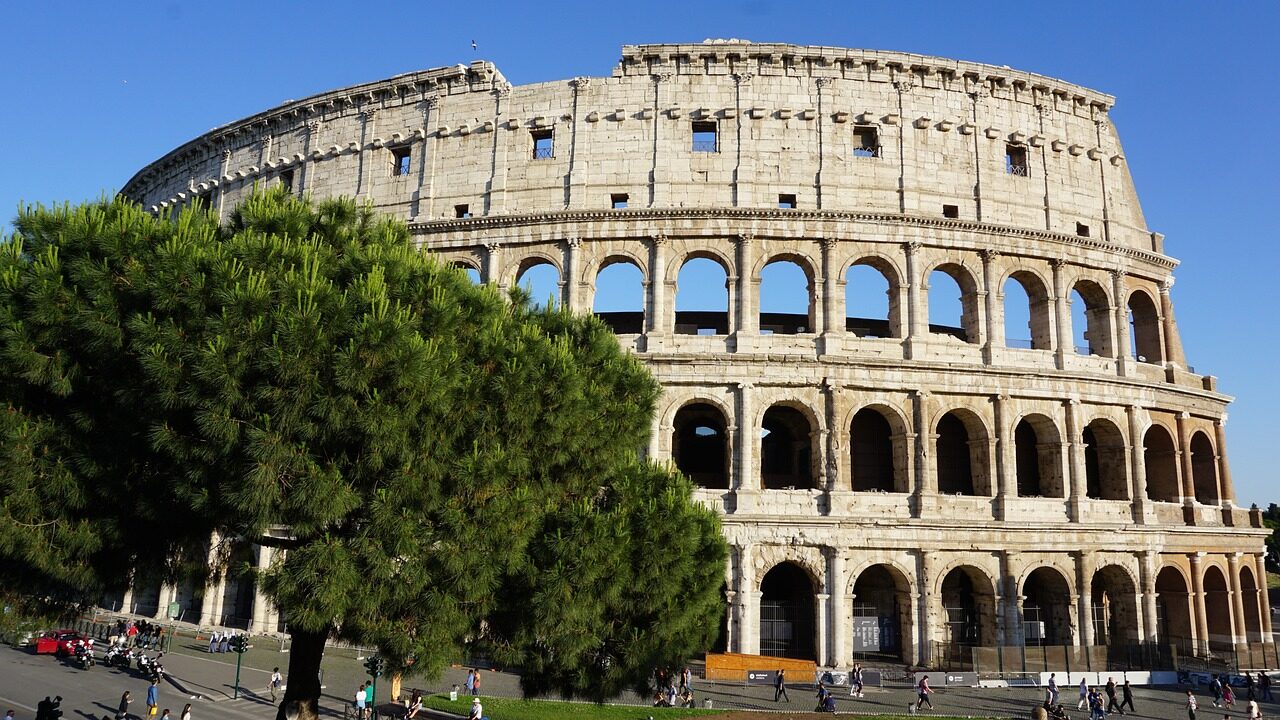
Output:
[0, 189, 727, 720]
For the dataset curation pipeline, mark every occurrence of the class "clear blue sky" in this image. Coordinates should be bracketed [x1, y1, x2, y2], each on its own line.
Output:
[1, 1, 1276, 507]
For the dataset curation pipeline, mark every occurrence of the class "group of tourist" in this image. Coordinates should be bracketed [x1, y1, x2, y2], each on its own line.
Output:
[652, 666, 696, 708]
[109, 619, 162, 650]
[204, 630, 243, 653]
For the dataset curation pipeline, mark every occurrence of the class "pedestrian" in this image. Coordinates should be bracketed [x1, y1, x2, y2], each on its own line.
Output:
[1226, 682, 1237, 710]
[464, 668, 475, 695]
[774, 669, 789, 702]
[1121, 679, 1136, 713]
[207, 631, 218, 653]
[1106, 677, 1122, 714]
[1048, 673, 1059, 706]
[1250, 675, 1259, 703]
[218, 633, 230, 653]
[354, 683, 367, 720]
[1247, 699, 1261, 720]
[158, 710, 170, 720]
[1090, 687, 1105, 720]
[118, 691, 131, 720]
[466, 698, 482, 720]
[146, 680, 159, 718]
[1263, 672, 1274, 702]
[471, 668, 481, 696]
[681, 666, 692, 692]
[916, 675, 934, 711]
[1213, 676, 1224, 707]
[1078, 677, 1090, 710]
[850, 663, 864, 698]
[179, 704, 191, 720]
[816, 681, 829, 710]
[269, 668, 283, 702]
[1188, 689, 1199, 720]
[406, 690, 423, 719]
[4, 710, 13, 720]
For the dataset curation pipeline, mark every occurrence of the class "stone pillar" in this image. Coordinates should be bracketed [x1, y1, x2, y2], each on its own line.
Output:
[155, 583, 177, 620]
[1176, 412, 1195, 504]
[647, 234, 670, 340]
[910, 390, 933, 517]
[828, 550, 847, 668]
[199, 533, 223, 625]
[993, 393, 1014, 517]
[1052, 259, 1070, 368]
[250, 545, 273, 634]
[996, 550, 1014, 646]
[1255, 554, 1275, 639]
[904, 241, 925, 359]
[733, 234, 757, 346]
[563, 237, 582, 312]
[1213, 418, 1235, 504]
[739, 543, 759, 655]
[735, 382, 758, 502]
[1158, 279, 1186, 368]
[819, 238, 841, 355]
[980, 249, 998, 363]
[1126, 405, 1150, 523]
[1138, 551, 1160, 643]
[823, 379, 844, 494]
[1078, 551, 1096, 647]
[1112, 270, 1132, 376]
[1227, 553, 1248, 644]
[918, 550, 937, 664]
[1067, 593, 1082, 646]
[815, 592, 831, 667]
[1189, 553, 1209, 652]
[484, 242, 504, 289]
[356, 109, 376, 198]
[1065, 398, 1085, 520]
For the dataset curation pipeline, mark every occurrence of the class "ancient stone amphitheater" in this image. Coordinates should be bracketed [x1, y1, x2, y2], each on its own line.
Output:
[122, 41, 1273, 674]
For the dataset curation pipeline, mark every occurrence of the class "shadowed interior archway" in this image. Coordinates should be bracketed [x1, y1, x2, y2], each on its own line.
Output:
[851, 564, 913, 662]
[1091, 565, 1139, 646]
[759, 562, 817, 660]
[671, 402, 730, 490]
[1083, 419, 1128, 500]
[1144, 425, 1179, 503]
[940, 566, 998, 647]
[761, 405, 815, 490]
[1155, 566, 1193, 648]
[850, 407, 904, 492]
[1022, 567, 1072, 645]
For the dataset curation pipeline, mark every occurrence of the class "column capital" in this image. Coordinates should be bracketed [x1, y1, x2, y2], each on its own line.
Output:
[651, 233, 669, 247]
[1050, 257, 1069, 269]
[979, 248, 1000, 263]
[566, 236, 582, 249]
[903, 240, 923, 254]
[736, 233, 755, 246]
[484, 241, 503, 254]
[819, 236, 838, 249]
[1160, 277, 1175, 294]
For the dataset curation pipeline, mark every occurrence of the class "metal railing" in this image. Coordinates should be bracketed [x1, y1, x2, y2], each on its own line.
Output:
[853, 146, 882, 158]
[1007, 163, 1030, 177]
[532, 146, 554, 160]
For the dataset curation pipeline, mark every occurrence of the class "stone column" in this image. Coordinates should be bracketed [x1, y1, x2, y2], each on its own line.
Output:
[484, 242, 504, 289]
[993, 393, 1014, 517]
[1227, 553, 1248, 644]
[739, 543, 759, 655]
[1255, 554, 1275, 639]
[199, 533, 224, 625]
[1052, 258, 1070, 368]
[918, 550, 937, 664]
[1158, 279, 1186, 368]
[250, 545, 273, 634]
[1078, 551, 1096, 647]
[1139, 550, 1159, 643]
[823, 379, 844, 494]
[819, 238, 841, 355]
[996, 550, 1014, 646]
[647, 234, 670, 340]
[356, 109, 376, 198]
[1126, 405, 1150, 523]
[733, 234, 758, 347]
[563, 237, 581, 312]
[120, 583, 135, 616]
[815, 592, 831, 667]
[1213, 418, 1235, 504]
[1067, 593, 1082, 646]
[1176, 412, 1195, 504]
[904, 241, 925, 359]
[735, 382, 758, 506]
[1111, 270, 1132, 376]
[827, 549, 847, 668]
[910, 390, 932, 517]
[1065, 398, 1085, 520]
[980, 249, 999, 363]
[1189, 553, 1209, 652]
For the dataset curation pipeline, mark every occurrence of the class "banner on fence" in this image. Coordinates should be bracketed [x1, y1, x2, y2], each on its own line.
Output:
[746, 670, 777, 686]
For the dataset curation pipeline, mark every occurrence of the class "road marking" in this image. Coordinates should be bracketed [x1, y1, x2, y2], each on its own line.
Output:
[0, 693, 37, 712]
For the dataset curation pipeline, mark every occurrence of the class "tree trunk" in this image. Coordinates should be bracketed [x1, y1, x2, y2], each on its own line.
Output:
[390, 672, 403, 702]
[276, 627, 329, 720]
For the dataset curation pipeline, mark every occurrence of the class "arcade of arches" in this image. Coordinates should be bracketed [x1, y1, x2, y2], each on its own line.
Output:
[728, 549, 1272, 667]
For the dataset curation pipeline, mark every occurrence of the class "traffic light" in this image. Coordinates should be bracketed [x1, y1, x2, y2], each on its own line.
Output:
[229, 634, 248, 654]
[364, 655, 384, 678]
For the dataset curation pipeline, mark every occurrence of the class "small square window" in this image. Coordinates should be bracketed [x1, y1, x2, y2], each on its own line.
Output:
[455, 204, 471, 219]
[611, 193, 629, 209]
[532, 130, 554, 160]
[1006, 144, 1029, 176]
[391, 147, 412, 176]
[1076, 222, 1090, 238]
[692, 121, 718, 152]
[853, 126, 880, 158]
[943, 204, 959, 219]
[778, 194, 797, 209]
[279, 169, 294, 194]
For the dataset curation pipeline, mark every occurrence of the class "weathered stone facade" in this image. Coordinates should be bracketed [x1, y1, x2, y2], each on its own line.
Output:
[123, 42, 1271, 670]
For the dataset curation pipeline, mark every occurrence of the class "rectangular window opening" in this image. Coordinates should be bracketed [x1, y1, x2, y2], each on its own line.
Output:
[853, 126, 880, 158]
[279, 169, 294, 194]
[1005, 143, 1029, 176]
[778, 193, 797, 209]
[943, 204, 959, 219]
[455, 204, 471, 219]
[692, 121, 718, 153]
[611, 193, 629, 210]
[1076, 222, 1090, 238]
[532, 130, 554, 160]
[391, 147, 412, 176]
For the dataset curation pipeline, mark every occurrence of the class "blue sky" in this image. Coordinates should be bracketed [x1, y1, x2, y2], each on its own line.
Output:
[1, 1, 1276, 506]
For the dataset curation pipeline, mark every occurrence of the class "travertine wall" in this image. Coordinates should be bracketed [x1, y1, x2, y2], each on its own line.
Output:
[122, 42, 1270, 670]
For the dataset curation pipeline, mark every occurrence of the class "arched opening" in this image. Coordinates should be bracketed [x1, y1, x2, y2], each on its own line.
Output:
[671, 403, 730, 490]
[851, 565, 912, 662]
[674, 256, 729, 335]
[759, 258, 813, 335]
[1071, 280, 1113, 357]
[1022, 567, 1073, 646]
[761, 405, 815, 490]
[1003, 272, 1052, 350]
[1128, 291, 1163, 364]
[1014, 415, 1064, 498]
[453, 262, 482, 284]
[845, 260, 897, 338]
[1155, 566, 1194, 647]
[936, 411, 990, 496]
[1143, 425, 1180, 503]
[593, 260, 645, 334]
[1190, 432, 1218, 504]
[850, 408, 901, 492]
[515, 260, 561, 310]
[1083, 419, 1128, 500]
[940, 566, 998, 647]
[1091, 566, 1139, 647]
[1240, 566, 1263, 642]
[759, 562, 817, 660]
[928, 264, 980, 343]
[1202, 566, 1232, 650]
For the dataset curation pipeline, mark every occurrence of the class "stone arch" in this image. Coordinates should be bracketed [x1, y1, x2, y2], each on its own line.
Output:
[759, 561, 819, 660]
[761, 401, 818, 490]
[512, 254, 563, 309]
[935, 408, 992, 496]
[1013, 412, 1065, 498]
[938, 564, 999, 647]
[1091, 564, 1140, 645]
[850, 405, 908, 493]
[1239, 564, 1263, 641]
[583, 249, 650, 283]
[844, 254, 904, 339]
[1002, 268, 1053, 350]
[451, 260, 483, 284]
[758, 253, 816, 335]
[1189, 431, 1218, 504]
[1143, 424, 1180, 503]
[1155, 565, 1194, 646]
[674, 253, 731, 336]
[1070, 278, 1114, 357]
[1083, 417, 1128, 500]
[1202, 564, 1232, 648]
[1128, 289, 1163, 364]
[591, 256, 646, 334]
[671, 401, 731, 490]
[926, 260, 982, 344]
[1020, 566, 1074, 645]
[849, 563, 915, 661]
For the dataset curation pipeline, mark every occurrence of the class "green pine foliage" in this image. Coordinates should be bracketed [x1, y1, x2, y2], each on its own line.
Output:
[0, 188, 728, 716]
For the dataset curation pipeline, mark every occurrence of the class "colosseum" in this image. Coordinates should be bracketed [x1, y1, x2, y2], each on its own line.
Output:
[120, 41, 1273, 676]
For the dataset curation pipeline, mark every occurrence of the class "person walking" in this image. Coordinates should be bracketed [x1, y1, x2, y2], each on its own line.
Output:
[1225, 682, 1237, 710]
[354, 683, 367, 720]
[774, 669, 789, 702]
[179, 704, 191, 720]
[269, 668, 283, 702]
[1249, 675, 1259, 704]
[207, 631, 218, 653]
[1187, 689, 1199, 720]
[1078, 677, 1090, 710]
[1105, 677, 1122, 714]
[145, 681, 159, 718]
[850, 663, 864, 698]
[471, 668, 481, 696]
[117, 691, 132, 720]
[916, 675, 935, 711]
[464, 669, 475, 695]
[1262, 672, 1274, 702]
[158, 711, 170, 720]
[1247, 698, 1261, 720]
[1048, 673, 1059, 706]
[1212, 676, 1224, 707]
[1121, 679, 1136, 714]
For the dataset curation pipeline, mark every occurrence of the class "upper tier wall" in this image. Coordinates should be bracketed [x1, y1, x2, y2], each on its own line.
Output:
[121, 43, 1154, 252]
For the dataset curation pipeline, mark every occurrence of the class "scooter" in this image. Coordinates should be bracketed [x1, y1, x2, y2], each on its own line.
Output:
[74, 644, 95, 669]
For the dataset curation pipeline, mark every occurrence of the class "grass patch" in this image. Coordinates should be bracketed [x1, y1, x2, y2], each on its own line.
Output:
[422, 694, 724, 719]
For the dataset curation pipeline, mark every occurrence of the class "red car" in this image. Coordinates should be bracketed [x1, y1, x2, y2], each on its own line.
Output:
[34, 630, 86, 656]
